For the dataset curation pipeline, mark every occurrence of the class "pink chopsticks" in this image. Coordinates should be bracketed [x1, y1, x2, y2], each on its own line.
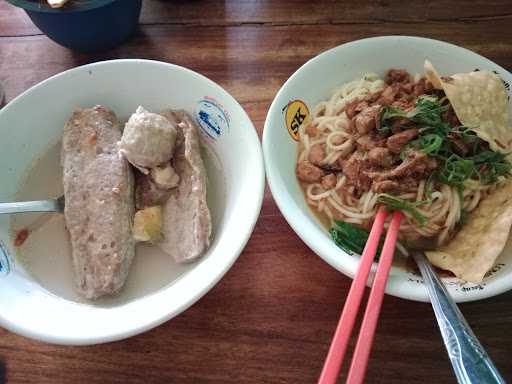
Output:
[318, 207, 402, 384]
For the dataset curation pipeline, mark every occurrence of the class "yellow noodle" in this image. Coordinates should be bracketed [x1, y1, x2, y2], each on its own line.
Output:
[297, 74, 486, 249]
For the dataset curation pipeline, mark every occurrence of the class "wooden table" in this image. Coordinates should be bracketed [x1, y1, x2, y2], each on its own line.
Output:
[1, 1, 512, 383]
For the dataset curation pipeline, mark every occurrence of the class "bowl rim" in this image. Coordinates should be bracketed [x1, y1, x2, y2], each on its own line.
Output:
[263, 35, 512, 303]
[6, 0, 119, 13]
[0, 59, 265, 345]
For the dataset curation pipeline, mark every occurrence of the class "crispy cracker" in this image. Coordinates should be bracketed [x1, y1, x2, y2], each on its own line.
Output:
[424, 60, 511, 153]
[425, 181, 512, 282]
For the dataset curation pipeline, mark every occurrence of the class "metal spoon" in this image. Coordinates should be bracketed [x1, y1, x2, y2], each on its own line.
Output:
[411, 251, 505, 384]
[0, 195, 65, 214]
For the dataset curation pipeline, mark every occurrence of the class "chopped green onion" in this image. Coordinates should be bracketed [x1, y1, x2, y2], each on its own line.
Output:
[377, 194, 428, 226]
[329, 221, 370, 255]
[380, 95, 451, 136]
[418, 134, 444, 155]
[453, 126, 479, 144]
[379, 106, 406, 133]
[472, 150, 512, 184]
[329, 222, 366, 255]
[435, 154, 475, 187]
[379, 93, 512, 194]
[399, 132, 446, 160]
[411, 96, 450, 128]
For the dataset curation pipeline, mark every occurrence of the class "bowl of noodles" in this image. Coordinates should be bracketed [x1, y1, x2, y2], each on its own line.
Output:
[263, 36, 512, 302]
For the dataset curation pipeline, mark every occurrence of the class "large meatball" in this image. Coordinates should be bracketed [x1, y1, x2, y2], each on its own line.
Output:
[120, 106, 177, 169]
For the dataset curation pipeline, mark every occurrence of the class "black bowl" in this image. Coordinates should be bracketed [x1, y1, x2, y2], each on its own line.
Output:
[6, 0, 142, 52]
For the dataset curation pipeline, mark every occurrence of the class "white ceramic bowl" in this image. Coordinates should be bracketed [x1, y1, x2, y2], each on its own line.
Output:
[0, 59, 264, 344]
[263, 36, 512, 303]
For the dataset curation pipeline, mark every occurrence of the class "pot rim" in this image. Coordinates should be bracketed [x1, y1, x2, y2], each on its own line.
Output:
[5, 0, 122, 13]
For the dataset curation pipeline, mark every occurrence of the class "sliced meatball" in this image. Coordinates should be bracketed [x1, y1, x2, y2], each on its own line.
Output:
[61, 106, 135, 299]
[387, 128, 419, 154]
[354, 105, 382, 134]
[321, 173, 337, 189]
[309, 144, 326, 166]
[368, 147, 393, 168]
[158, 110, 212, 263]
[296, 161, 325, 183]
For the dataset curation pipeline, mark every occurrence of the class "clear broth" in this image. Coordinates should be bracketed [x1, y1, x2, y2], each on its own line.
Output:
[11, 140, 225, 306]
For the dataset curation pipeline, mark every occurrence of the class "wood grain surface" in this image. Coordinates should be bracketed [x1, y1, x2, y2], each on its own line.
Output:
[1, 1, 512, 383]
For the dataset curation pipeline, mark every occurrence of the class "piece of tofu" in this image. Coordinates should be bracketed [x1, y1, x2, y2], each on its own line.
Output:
[61, 106, 135, 299]
[133, 206, 162, 243]
[157, 110, 212, 263]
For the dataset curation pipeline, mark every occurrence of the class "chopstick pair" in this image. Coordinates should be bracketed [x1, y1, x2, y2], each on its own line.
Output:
[319, 206, 402, 384]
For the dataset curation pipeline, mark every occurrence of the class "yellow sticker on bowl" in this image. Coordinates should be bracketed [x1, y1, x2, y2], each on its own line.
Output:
[284, 100, 310, 141]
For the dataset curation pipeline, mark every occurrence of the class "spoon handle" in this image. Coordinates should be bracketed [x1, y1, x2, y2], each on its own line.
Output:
[412, 252, 505, 384]
[0, 200, 60, 214]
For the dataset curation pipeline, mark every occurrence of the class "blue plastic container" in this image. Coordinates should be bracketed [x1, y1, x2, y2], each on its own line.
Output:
[6, 0, 142, 52]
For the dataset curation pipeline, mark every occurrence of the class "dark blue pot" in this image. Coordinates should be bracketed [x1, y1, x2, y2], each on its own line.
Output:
[6, 0, 142, 52]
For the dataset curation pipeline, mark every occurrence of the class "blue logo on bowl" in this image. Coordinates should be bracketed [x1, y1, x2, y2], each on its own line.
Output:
[195, 98, 229, 140]
[0, 240, 11, 277]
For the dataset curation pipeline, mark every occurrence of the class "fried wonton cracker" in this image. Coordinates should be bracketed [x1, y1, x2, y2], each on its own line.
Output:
[426, 181, 512, 282]
[424, 60, 511, 153]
